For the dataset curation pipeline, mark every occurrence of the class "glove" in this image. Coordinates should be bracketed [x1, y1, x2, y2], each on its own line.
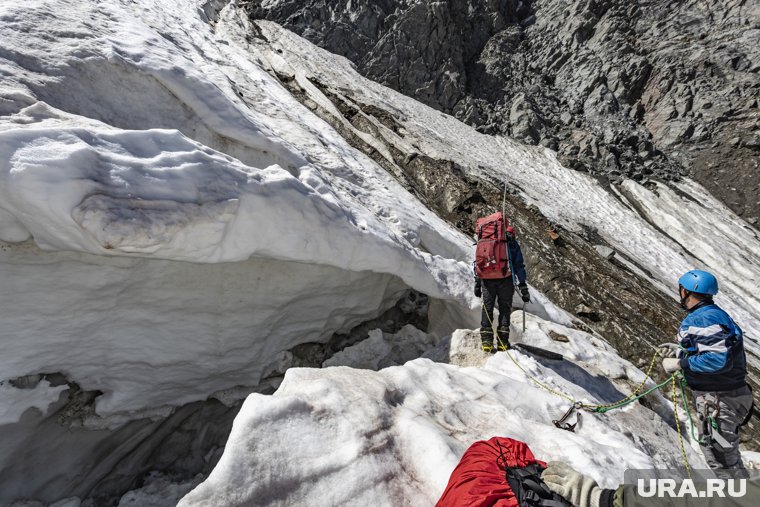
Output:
[657, 343, 680, 358]
[474, 285, 482, 298]
[518, 283, 530, 303]
[542, 461, 603, 507]
[662, 357, 682, 374]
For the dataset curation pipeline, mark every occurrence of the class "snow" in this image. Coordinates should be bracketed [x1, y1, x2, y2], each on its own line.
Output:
[323, 325, 441, 370]
[0, 0, 485, 423]
[621, 179, 760, 355]
[0, 0, 756, 504]
[181, 313, 705, 505]
[245, 16, 760, 364]
[0, 379, 67, 426]
[744, 451, 760, 470]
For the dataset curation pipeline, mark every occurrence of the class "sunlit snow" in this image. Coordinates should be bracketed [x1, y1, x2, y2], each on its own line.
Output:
[0, 0, 757, 504]
[180, 313, 706, 505]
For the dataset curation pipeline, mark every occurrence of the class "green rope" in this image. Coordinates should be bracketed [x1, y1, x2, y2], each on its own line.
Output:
[591, 374, 677, 413]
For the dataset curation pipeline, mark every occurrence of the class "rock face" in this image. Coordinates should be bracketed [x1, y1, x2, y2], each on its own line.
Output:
[240, 18, 760, 450]
[249, 0, 760, 220]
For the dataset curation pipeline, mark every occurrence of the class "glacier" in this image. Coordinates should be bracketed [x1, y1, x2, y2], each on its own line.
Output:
[0, 0, 758, 504]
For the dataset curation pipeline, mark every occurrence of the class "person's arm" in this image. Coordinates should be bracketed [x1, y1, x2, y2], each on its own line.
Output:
[542, 462, 604, 507]
[546, 461, 760, 507]
[509, 240, 527, 285]
[509, 240, 530, 302]
[610, 479, 760, 507]
[678, 320, 733, 374]
[472, 261, 482, 297]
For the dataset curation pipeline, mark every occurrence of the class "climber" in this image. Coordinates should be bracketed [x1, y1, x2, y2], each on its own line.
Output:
[541, 461, 760, 507]
[660, 269, 752, 476]
[473, 211, 530, 353]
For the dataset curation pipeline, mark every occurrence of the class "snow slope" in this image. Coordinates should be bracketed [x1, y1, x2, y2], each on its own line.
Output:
[180, 313, 706, 505]
[0, 0, 757, 504]
[0, 0, 497, 500]
[239, 15, 760, 367]
[0, 0, 485, 423]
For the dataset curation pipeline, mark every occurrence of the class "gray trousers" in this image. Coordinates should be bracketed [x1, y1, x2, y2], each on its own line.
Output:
[693, 385, 753, 473]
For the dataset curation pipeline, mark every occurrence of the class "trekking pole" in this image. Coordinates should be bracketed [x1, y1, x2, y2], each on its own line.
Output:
[502, 181, 507, 218]
[502, 180, 522, 336]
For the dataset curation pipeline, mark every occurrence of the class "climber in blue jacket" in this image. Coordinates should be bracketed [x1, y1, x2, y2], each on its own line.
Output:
[660, 270, 752, 474]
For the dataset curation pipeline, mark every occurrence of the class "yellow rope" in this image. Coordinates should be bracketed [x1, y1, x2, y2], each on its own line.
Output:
[483, 301, 577, 403]
[582, 348, 661, 411]
[481, 299, 694, 474]
[506, 348, 578, 403]
[482, 302, 665, 410]
[672, 375, 692, 479]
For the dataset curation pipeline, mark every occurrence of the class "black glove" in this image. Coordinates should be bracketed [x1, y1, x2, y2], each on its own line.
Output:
[474, 284, 482, 298]
[518, 283, 530, 302]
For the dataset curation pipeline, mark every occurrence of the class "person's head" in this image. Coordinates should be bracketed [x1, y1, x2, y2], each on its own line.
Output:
[678, 270, 718, 310]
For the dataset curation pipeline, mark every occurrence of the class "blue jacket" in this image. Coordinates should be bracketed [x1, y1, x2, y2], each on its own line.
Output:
[677, 302, 747, 391]
[507, 240, 527, 285]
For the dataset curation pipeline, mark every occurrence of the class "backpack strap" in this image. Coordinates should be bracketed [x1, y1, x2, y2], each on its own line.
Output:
[740, 383, 755, 427]
[505, 464, 573, 507]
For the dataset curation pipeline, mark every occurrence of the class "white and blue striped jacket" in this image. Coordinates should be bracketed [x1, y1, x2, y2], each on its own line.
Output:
[677, 302, 747, 391]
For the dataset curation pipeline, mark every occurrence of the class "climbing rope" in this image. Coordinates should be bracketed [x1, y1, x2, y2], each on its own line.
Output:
[505, 345, 577, 403]
[581, 349, 661, 412]
[480, 302, 696, 472]
[482, 301, 668, 410]
[482, 302, 575, 403]
[588, 374, 675, 413]
[679, 376, 700, 442]
[672, 374, 693, 478]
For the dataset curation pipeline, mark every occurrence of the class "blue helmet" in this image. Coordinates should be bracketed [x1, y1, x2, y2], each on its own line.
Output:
[678, 270, 718, 295]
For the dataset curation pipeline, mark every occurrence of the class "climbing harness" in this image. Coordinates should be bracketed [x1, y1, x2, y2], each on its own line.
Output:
[552, 401, 583, 432]
[678, 381, 732, 450]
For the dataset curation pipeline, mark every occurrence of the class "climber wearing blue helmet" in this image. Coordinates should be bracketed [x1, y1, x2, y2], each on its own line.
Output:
[660, 269, 752, 475]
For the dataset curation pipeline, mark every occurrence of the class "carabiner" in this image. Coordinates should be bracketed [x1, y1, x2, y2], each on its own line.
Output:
[553, 402, 583, 432]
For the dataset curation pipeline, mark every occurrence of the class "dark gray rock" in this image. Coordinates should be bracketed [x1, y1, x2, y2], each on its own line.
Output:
[260, 62, 759, 449]
[249, 0, 760, 218]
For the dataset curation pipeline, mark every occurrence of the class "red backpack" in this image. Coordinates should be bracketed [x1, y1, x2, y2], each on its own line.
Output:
[475, 212, 512, 280]
[436, 437, 572, 507]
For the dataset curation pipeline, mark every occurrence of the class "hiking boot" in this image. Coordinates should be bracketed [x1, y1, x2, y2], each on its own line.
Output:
[480, 328, 494, 353]
[496, 325, 511, 351]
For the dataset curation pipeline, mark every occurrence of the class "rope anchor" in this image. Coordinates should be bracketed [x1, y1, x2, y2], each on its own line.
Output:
[553, 401, 583, 432]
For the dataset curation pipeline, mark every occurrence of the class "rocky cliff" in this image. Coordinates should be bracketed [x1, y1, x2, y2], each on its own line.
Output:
[249, 0, 760, 220]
